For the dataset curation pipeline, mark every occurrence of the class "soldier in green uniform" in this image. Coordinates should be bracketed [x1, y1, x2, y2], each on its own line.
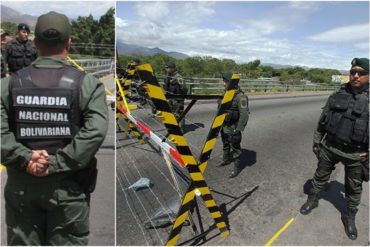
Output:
[164, 62, 187, 131]
[1, 11, 108, 245]
[4, 23, 38, 74]
[1, 29, 11, 78]
[300, 58, 369, 240]
[218, 72, 249, 178]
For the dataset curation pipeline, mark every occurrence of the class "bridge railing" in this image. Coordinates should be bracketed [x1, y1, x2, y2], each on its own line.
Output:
[74, 59, 114, 77]
[156, 76, 339, 94]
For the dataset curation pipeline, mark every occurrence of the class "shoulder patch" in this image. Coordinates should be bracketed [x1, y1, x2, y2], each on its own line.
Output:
[240, 97, 248, 108]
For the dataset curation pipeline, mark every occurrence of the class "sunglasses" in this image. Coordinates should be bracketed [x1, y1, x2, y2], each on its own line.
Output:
[350, 69, 369, 76]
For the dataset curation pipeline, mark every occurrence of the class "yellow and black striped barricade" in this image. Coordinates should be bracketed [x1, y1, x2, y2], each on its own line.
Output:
[121, 64, 136, 97]
[166, 74, 239, 245]
[116, 74, 145, 144]
[136, 64, 238, 246]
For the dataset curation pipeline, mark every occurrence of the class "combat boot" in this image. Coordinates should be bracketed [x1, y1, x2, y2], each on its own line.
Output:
[300, 192, 319, 215]
[229, 159, 241, 178]
[180, 119, 186, 133]
[218, 151, 232, 167]
[341, 207, 358, 240]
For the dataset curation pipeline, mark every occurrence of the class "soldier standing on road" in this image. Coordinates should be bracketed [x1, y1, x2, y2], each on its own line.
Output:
[4, 23, 38, 74]
[1, 11, 108, 245]
[218, 72, 249, 178]
[300, 58, 369, 240]
[164, 62, 187, 131]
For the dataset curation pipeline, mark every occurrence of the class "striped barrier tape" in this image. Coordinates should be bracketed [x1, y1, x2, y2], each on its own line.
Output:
[117, 104, 186, 168]
[116, 74, 145, 143]
[135, 63, 237, 245]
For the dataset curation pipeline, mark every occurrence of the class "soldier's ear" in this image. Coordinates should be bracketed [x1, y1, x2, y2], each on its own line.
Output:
[66, 37, 72, 51]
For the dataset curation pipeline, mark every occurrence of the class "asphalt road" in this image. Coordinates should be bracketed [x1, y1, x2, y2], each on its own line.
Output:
[116, 93, 369, 246]
[1, 75, 115, 246]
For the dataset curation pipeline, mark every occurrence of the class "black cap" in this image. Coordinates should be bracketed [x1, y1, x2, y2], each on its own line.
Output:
[18, 23, 30, 32]
[35, 11, 71, 41]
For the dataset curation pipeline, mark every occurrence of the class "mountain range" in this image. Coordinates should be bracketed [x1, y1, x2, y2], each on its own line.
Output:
[1, 5, 38, 29]
[118, 43, 347, 73]
[117, 42, 189, 59]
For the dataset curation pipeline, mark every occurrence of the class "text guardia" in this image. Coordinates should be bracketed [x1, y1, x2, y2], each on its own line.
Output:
[16, 96, 68, 106]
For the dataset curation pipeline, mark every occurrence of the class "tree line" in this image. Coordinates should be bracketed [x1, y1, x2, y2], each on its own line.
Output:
[70, 7, 115, 57]
[118, 54, 342, 84]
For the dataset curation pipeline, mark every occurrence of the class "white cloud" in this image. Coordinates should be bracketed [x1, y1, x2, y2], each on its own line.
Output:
[2, 1, 115, 19]
[116, 17, 129, 28]
[289, 2, 320, 10]
[308, 23, 369, 43]
[235, 2, 321, 36]
[118, 2, 366, 70]
[133, 2, 169, 23]
[174, 2, 215, 24]
[354, 42, 369, 51]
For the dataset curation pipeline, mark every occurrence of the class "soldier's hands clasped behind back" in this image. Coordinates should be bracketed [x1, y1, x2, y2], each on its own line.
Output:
[27, 150, 49, 177]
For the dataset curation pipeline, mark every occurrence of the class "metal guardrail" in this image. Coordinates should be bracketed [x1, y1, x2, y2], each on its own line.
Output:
[74, 59, 114, 77]
[156, 76, 339, 94]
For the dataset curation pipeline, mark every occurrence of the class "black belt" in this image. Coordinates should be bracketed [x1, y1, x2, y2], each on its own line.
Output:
[325, 139, 367, 153]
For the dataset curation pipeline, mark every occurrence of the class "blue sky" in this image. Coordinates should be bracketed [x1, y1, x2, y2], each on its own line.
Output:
[2, 1, 115, 20]
[116, 1, 369, 70]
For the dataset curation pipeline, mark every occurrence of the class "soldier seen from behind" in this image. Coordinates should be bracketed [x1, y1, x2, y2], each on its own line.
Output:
[218, 72, 249, 178]
[300, 58, 369, 240]
[1, 11, 108, 245]
[4, 23, 38, 74]
[164, 61, 187, 131]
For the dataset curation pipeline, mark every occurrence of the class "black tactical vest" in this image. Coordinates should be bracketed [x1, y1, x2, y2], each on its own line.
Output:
[9, 65, 85, 154]
[225, 90, 247, 124]
[7, 39, 37, 73]
[321, 86, 369, 148]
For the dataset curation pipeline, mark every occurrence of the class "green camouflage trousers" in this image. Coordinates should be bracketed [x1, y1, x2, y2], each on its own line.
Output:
[221, 126, 242, 164]
[5, 179, 90, 245]
[312, 145, 364, 209]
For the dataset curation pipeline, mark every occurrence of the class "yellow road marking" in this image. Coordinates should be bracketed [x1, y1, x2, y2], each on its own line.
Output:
[264, 217, 295, 246]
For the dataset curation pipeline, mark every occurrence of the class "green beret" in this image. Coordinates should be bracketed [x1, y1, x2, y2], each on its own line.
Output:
[35, 11, 71, 41]
[222, 71, 232, 82]
[351, 58, 369, 72]
[17, 23, 30, 32]
[165, 62, 176, 68]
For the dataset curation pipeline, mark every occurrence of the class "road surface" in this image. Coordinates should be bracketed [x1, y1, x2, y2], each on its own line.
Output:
[116, 92, 369, 246]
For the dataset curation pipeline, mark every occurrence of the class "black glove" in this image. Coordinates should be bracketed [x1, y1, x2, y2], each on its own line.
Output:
[313, 143, 321, 158]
